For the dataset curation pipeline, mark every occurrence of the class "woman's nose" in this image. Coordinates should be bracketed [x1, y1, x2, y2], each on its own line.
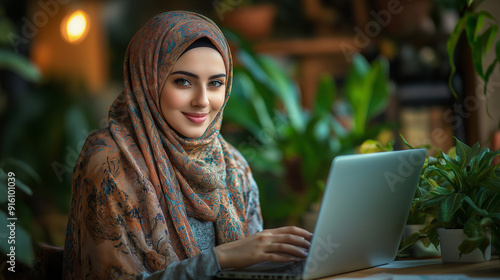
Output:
[191, 86, 209, 107]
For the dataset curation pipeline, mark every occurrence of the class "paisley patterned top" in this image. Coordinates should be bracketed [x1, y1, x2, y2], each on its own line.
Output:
[63, 11, 262, 279]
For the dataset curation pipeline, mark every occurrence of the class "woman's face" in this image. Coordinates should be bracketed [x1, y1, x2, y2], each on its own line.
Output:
[160, 47, 226, 138]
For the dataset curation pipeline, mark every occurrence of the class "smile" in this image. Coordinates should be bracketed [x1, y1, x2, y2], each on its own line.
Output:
[183, 112, 208, 124]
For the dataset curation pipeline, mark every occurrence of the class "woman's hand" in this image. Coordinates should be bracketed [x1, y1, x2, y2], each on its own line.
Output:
[214, 226, 313, 269]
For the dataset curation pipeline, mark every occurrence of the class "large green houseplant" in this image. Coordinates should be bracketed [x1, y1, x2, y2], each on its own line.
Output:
[446, 0, 500, 118]
[222, 30, 391, 227]
[402, 137, 500, 261]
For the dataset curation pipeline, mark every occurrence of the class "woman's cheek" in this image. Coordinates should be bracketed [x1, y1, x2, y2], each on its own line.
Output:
[213, 89, 226, 110]
[165, 88, 189, 109]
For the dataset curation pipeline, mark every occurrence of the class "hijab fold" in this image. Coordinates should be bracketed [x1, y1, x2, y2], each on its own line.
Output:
[63, 11, 251, 279]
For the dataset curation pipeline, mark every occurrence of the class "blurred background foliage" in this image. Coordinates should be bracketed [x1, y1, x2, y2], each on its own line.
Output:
[222, 31, 392, 227]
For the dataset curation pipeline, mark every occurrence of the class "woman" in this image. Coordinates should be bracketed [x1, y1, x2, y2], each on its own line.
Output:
[63, 11, 312, 280]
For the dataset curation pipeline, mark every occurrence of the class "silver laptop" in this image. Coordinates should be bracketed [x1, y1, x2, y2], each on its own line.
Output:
[216, 149, 427, 280]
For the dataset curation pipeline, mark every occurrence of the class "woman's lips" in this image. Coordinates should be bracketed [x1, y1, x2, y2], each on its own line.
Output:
[183, 112, 208, 124]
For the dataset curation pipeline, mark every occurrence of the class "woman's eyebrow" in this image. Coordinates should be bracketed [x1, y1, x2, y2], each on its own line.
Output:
[170, 71, 226, 80]
[171, 70, 198, 79]
[209, 74, 226, 79]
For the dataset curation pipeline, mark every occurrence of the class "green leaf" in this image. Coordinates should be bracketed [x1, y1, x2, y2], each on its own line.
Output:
[0, 50, 41, 82]
[481, 24, 498, 58]
[465, 12, 485, 43]
[314, 75, 336, 116]
[424, 166, 457, 189]
[326, 114, 347, 138]
[427, 224, 441, 250]
[399, 231, 424, 252]
[437, 193, 467, 222]
[225, 71, 264, 135]
[15, 179, 33, 196]
[433, 186, 452, 195]
[442, 151, 461, 170]
[447, 15, 469, 98]
[345, 53, 371, 135]
[475, 188, 500, 212]
[420, 194, 447, 209]
[463, 217, 481, 237]
[454, 137, 470, 165]
[424, 177, 440, 190]
[483, 60, 497, 96]
[0, 158, 42, 185]
[496, 41, 500, 67]
[400, 134, 415, 149]
[458, 236, 488, 255]
[257, 56, 305, 131]
[366, 57, 389, 119]
[480, 217, 494, 231]
[471, 25, 498, 79]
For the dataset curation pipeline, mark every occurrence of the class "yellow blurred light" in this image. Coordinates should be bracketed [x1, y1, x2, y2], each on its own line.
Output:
[61, 10, 89, 44]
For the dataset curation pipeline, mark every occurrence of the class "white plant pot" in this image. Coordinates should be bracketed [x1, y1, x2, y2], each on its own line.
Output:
[437, 228, 491, 263]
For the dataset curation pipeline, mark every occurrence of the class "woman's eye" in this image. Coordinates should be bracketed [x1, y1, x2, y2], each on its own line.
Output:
[208, 80, 224, 87]
[174, 78, 190, 86]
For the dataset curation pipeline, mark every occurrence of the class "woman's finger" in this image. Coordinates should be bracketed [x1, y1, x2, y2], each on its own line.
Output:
[267, 226, 313, 241]
[268, 233, 311, 249]
[262, 252, 303, 263]
[265, 243, 309, 258]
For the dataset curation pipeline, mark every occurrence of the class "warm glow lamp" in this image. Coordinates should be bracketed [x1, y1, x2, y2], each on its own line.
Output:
[61, 10, 90, 44]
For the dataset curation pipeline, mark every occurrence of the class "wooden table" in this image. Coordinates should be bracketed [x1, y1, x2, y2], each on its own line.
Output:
[320, 257, 500, 279]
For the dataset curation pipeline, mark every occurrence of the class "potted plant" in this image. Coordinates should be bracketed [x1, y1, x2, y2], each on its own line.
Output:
[402, 137, 500, 262]
[221, 0, 277, 40]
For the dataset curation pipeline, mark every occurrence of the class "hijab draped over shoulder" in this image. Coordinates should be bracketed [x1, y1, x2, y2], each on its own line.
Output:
[64, 11, 257, 279]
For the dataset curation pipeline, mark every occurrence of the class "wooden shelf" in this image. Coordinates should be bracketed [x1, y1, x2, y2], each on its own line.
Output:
[254, 36, 356, 56]
[252, 36, 356, 108]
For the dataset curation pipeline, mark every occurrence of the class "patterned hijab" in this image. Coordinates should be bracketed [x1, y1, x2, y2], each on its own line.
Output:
[64, 11, 250, 278]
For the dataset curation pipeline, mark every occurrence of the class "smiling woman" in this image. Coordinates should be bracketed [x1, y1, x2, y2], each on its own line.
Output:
[63, 10, 312, 280]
